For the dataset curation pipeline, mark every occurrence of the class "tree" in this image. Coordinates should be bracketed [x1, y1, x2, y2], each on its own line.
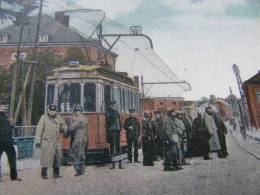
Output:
[0, 0, 38, 23]
[64, 47, 91, 64]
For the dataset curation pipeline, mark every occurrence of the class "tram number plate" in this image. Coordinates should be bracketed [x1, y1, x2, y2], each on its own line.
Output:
[111, 153, 128, 162]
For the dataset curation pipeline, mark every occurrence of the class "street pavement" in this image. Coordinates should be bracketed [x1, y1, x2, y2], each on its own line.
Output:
[0, 130, 260, 195]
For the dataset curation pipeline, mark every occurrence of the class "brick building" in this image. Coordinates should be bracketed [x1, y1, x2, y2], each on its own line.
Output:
[143, 97, 184, 114]
[0, 12, 117, 69]
[244, 71, 260, 129]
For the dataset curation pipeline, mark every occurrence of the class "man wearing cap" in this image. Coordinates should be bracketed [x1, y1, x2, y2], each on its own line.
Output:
[66, 104, 88, 176]
[123, 108, 141, 163]
[35, 104, 68, 179]
[0, 100, 21, 182]
[106, 101, 122, 154]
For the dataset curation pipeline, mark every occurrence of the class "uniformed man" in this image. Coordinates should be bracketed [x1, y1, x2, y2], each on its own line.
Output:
[180, 113, 193, 157]
[163, 110, 183, 171]
[174, 112, 188, 165]
[0, 100, 21, 182]
[142, 112, 155, 166]
[35, 104, 68, 179]
[106, 101, 122, 154]
[123, 108, 141, 163]
[213, 112, 228, 158]
[66, 105, 88, 176]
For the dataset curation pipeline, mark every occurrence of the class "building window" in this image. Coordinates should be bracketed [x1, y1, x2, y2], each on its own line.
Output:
[84, 83, 96, 112]
[0, 34, 8, 43]
[160, 102, 163, 105]
[58, 83, 81, 112]
[257, 92, 260, 103]
[39, 33, 49, 42]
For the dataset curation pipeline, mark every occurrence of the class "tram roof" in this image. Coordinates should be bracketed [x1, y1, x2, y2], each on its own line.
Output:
[49, 65, 137, 87]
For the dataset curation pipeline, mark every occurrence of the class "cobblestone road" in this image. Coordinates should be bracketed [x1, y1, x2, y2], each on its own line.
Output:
[1, 131, 260, 195]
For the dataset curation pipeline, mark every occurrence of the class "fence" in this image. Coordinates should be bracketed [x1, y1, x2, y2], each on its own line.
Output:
[13, 126, 36, 160]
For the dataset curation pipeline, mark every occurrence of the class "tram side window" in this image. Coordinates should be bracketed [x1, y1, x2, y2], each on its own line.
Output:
[129, 91, 133, 109]
[84, 83, 96, 112]
[47, 85, 54, 106]
[58, 84, 81, 112]
[121, 89, 126, 112]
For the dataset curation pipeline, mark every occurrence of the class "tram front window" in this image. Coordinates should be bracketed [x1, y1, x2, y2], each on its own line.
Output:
[84, 83, 96, 112]
[58, 83, 81, 112]
[47, 85, 54, 106]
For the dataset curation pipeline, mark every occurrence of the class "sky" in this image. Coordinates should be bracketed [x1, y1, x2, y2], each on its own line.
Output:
[2, 0, 260, 100]
[47, 0, 260, 100]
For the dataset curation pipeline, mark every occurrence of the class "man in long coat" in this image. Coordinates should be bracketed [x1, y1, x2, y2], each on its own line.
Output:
[123, 108, 141, 163]
[163, 111, 183, 171]
[204, 106, 221, 153]
[35, 104, 68, 179]
[180, 113, 193, 157]
[142, 112, 155, 166]
[66, 105, 88, 176]
[106, 101, 121, 154]
[192, 112, 211, 159]
[153, 111, 165, 159]
[174, 112, 188, 164]
[213, 113, 228, 158]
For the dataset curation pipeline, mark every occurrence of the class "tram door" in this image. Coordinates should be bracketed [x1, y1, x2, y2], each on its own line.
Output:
[104, 85, 112, 111]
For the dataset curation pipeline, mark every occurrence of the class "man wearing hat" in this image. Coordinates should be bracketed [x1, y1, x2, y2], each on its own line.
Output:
[123, 108, 141, 163]
[66, 104, 88, 176]
[0, 100, 21, 182]
[106, 101, 122, 154]
[35, 104, 68, 179]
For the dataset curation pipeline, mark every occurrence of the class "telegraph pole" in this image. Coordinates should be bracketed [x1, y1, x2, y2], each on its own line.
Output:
[232, 64, 251, 130]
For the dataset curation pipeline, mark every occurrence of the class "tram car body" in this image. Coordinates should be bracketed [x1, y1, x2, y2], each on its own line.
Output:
[45, 63, 141, 163]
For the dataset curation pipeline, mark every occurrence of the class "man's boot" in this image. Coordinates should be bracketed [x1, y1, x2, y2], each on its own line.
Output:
[41, 167, 48, 179]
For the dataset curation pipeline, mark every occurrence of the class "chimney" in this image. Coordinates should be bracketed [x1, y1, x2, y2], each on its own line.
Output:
[55, 11, 69, 27]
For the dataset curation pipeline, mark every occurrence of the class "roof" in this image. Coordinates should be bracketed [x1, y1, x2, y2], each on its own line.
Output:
[49, 65, 135, 86]
[244, 71, 260, 85]
[0, 14, 118, 57]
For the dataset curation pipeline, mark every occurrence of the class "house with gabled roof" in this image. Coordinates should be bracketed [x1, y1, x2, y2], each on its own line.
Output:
[0, 11, 118, 69]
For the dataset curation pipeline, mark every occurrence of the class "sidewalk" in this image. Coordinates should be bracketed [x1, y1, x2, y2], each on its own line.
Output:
[247, 130, 260, 141]
[230, 129, 260, 159]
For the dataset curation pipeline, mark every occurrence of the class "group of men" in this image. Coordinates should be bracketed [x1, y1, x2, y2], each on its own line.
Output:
[141, 109, 193, 171]
[141, 105, 228, 171]
[1, 98, 228, 181]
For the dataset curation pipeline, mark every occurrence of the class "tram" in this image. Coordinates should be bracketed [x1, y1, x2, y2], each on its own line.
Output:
[45, 62, 141, 163]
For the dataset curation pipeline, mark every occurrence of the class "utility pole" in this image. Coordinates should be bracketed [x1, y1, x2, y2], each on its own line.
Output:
[14, 0, 43, 125]
[232, 64, 251, 130]
[10, 1, 30, 119]
[27, 0, 44, 125]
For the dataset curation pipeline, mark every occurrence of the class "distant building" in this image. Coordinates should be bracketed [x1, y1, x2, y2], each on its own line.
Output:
[215, 98, 231, 121]
[0, 11, 118, 70]
[243, 71, 260, 129]
[143, 97, 184, 114]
